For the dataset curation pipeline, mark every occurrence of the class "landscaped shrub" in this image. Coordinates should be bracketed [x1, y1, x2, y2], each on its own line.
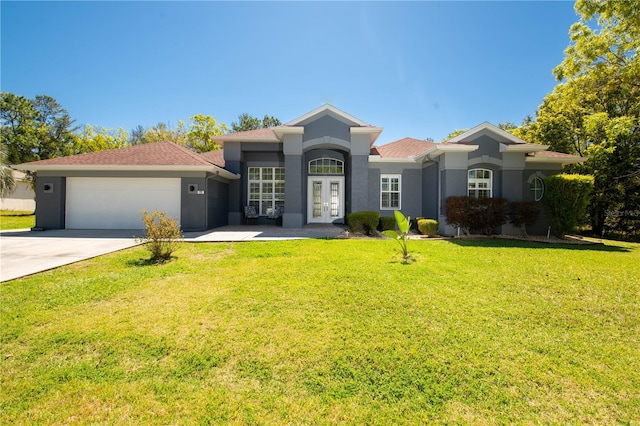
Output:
[509, 201, 541, 236]
[347, 211, 380, 235]
[474, 197, 509, 236]
[417, 218, 439, 237]
[137, 210, 183, 262]
[445, 196, 477, 234]
[445, 196, 509, 235]
[545, 174, 594, 237]
[379, 216, 396, 231]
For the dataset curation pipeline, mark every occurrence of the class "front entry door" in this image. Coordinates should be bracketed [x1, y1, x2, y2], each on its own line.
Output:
[307, 177, 344, 223]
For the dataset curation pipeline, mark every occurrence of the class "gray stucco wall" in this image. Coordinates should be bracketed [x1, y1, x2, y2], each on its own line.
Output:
[303, 115, 350, 142]
[421, 163, 438, 219]
[367, 164, 422, 221]
[34, 176, 66, 230]
[181, 177, 207, 231]
[350, 155, 369, 213]
[283, 154, 303, 228]
[207, 178, 229, 229]
[468, 135, 500, 160]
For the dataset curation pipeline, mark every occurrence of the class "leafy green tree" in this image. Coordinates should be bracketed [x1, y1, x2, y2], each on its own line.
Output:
[1, 93, 77, 164]
[185, 114, 227, 153]
[515, 0, 640, 237]
[442, 129, 467, 141]
[1, 92, 38, 164]
[71, 125, 129, 155]
[231, 113, 281, 132]
[142, 122, 187, 145]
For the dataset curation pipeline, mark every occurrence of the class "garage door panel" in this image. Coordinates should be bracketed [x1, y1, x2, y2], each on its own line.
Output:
[66, 178, 181, 229]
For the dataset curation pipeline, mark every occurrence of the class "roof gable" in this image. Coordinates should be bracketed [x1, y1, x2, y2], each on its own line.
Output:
[286, 104, 371, 127]
[445, 122, 529, 145]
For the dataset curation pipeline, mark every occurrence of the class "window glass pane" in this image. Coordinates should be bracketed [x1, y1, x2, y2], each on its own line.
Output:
[249, 168, 260, 180]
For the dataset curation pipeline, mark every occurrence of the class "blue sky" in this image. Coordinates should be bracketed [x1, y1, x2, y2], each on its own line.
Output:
[1, 1, 578, 144]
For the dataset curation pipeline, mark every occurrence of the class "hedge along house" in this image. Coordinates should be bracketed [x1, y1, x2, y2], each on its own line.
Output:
[17, 105, 585, 235]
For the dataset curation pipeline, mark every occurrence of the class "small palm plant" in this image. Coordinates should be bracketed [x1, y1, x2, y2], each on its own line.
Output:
[382, 210, 412, 260]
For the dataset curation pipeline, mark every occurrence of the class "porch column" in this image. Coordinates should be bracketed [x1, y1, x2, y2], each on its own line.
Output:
[501, 152, 526, 234]
[349, 134, 371, 214]
[283, 134, 304, 228]
[224, 142, 244, 225]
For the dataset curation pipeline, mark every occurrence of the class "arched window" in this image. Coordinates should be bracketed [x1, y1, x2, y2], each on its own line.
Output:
[530, 177, 544, 201]
[308, 158, 344, 175]
[468, 169, 492, 198]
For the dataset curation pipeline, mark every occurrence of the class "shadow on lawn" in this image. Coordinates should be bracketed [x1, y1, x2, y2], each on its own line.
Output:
[448, 237, 632, 252]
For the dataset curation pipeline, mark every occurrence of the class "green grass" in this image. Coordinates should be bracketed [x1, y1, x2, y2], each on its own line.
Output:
[0, 210, 35, 230]
[1, 238, 639, 424]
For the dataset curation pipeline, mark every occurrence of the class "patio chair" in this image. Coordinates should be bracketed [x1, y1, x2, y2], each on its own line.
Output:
[244, 205, 259, 225]
[268, 205, 284, 226]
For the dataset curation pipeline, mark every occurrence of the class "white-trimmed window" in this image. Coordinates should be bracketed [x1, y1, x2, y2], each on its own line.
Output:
[530, 177, 544, 201]
[468, 169, 492, 198]
[309, 158, 344, 175]
[380, 174, 401, 210]
[248, 167, 285, 215]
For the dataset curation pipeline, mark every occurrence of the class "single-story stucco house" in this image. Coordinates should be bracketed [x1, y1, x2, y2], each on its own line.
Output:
[16, 105, 584, 235]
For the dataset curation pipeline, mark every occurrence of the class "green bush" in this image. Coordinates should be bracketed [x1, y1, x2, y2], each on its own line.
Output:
[379, 216, 396, 231]
[347, 211, 380, 235]
[509, 201, 541, 236]
[545, 174, 594, 236]
[136, 210, 183, 262]
[417, 218, 439, 237]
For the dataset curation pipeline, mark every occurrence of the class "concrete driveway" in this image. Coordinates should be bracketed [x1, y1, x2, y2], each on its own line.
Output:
[0, 229, 141, 282]
[1, 225, 346, 282]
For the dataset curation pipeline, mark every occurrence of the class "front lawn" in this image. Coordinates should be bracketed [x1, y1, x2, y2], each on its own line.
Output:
[0, 210, 35, 230]
[1, 238, 638, 424]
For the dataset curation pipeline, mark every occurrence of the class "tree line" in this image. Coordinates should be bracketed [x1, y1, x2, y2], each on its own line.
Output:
[0, 93, 280, 195]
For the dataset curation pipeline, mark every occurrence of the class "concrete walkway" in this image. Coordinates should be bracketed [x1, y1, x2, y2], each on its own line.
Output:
[0, 225, 346, 282]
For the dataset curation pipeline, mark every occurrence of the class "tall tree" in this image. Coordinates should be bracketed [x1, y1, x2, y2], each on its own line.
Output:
[0, 92, 38, 164]
[0, 93, 77, 164]
[231, 113, 281, 132]
[517, 0, 640, 237]
[185, 114, 227, 153]
[71, 125, 129, 155]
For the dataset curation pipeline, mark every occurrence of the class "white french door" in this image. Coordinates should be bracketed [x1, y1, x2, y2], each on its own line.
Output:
[307, 177, 344, 223]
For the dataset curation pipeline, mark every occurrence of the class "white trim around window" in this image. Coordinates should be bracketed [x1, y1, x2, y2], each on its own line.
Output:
[248, 167, 285, 216]
[468, 168, 492, 198]
[530, 176, 544, 201]
[380, 174, 401, 210]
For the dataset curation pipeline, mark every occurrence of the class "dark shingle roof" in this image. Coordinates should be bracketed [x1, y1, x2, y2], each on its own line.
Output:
[20, 142, 216, 167]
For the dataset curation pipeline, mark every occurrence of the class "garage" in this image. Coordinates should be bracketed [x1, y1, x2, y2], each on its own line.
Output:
[66, 177, 181, 229]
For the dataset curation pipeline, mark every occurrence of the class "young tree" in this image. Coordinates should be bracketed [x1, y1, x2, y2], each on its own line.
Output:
[0, 144, 15, 197]
[185, 114, 227, 153]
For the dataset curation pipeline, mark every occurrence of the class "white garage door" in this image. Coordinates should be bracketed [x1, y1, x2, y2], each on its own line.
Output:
[66, 177, 181, 229]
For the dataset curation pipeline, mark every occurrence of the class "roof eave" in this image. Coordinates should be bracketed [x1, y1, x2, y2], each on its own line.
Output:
[368, 155, 418, 163]
[351, 126, 384, 145]
[525, 156, 587, 165]
[501, 143, 549, 153]
[15, 163, 240, 178]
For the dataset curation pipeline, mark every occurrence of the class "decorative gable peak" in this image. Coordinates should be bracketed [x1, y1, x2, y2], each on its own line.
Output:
[445, 122, 529, 145]
[286, 104, 372, 127]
